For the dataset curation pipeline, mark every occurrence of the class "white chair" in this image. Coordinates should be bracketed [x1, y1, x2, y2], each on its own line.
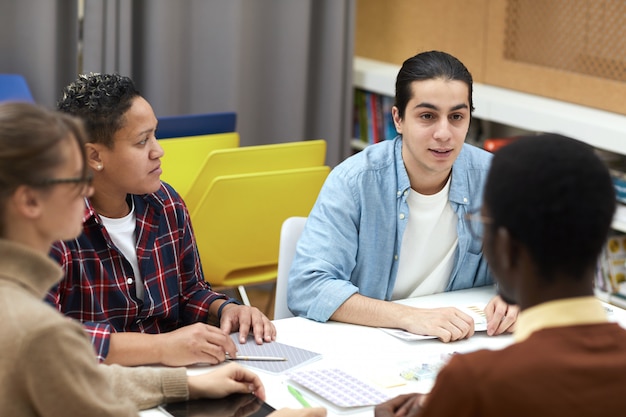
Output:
[274, 216, 307, 320]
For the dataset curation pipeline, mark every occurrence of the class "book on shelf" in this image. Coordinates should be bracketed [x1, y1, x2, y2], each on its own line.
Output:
[595, 149, 626, 204]
[353, 89, 367, 144]
[610, 168, 626, 205]
[352, 89, 397, 148]
[596, 232, 626, 302]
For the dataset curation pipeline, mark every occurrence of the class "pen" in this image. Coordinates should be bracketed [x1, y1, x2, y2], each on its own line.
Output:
[226, 355, 287, 361]
[287, 384, 311, 408]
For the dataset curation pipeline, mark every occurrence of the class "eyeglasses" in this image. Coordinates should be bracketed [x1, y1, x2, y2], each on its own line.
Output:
[464, 210, 494, 241]
[33, 174, 94, 195]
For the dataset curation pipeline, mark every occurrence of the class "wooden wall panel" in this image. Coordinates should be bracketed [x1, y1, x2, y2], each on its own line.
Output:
[355, 0, 490, 82]
[482, 0, 626, 115]
[356, 0, 626, 116]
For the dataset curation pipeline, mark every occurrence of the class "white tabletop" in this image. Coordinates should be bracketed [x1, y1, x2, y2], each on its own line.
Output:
[141, 285, 626, 416]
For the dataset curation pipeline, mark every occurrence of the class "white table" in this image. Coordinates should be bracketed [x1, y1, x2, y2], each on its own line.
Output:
[141, 286, 626, 416]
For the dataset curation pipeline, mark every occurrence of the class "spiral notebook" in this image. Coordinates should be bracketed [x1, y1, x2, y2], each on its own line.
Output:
[288, 368, 390, 409]
[229, 333, 321, 374]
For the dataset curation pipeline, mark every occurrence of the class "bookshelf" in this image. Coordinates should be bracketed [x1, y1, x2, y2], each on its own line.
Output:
[354, 56, 626, 307]
[354, 57, 626, 156]
[353, 56, 626, 232]
[596, 224, 626, 310]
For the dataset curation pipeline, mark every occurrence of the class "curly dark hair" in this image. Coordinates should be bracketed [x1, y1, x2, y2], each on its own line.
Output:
[57, 73, 141, 148]
[484, 133, 616, 281]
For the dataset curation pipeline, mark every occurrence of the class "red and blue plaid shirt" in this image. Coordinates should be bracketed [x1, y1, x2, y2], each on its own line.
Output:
[46, 183, 228, 362]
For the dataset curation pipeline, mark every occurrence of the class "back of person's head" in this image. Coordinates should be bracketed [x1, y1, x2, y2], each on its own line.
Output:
[483, 133, 616, 281]
[395, 50, 474, 119]
[0, 102, 90, 236]
[57, 73, 140, 148]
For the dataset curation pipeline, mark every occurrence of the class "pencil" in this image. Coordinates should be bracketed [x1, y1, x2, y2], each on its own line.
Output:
[226, 355, 287, 361]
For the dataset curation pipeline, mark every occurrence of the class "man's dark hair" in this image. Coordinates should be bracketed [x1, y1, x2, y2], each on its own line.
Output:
[57, 73, 141, 148]
[394, 50, 474, 120]
[484, 133, 616, 281]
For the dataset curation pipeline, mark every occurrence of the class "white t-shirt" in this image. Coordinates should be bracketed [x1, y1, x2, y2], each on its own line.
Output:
[392, 176, 458, 300]
[100, 202, 144, 300]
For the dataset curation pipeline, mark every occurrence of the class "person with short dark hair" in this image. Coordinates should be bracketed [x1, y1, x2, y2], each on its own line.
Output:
[46, 73, 275, 367]
[375, 133, 626, 417]
[288, 51, 517, 341]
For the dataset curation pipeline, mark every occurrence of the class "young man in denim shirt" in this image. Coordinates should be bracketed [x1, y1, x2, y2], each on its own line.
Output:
[288, 51, 517, 341]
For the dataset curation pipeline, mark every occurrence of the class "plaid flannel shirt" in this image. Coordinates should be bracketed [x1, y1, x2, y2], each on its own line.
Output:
[46, 182, 228, 362]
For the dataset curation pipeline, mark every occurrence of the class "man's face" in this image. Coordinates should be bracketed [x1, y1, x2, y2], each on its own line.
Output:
[394, 78, 470, 186]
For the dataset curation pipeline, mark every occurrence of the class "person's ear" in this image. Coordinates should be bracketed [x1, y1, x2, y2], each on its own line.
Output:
[391, 106, 403, 134]
[11, 185, 44, 219]
[85, 143, 104, 172]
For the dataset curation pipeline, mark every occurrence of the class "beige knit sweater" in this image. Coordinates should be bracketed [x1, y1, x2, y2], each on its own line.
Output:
[0, 240, 189, 416]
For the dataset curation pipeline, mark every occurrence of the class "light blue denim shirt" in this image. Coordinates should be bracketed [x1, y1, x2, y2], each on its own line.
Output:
[287, 137, 494, 322]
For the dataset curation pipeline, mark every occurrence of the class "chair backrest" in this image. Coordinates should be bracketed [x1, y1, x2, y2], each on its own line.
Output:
[0, 74, 34, 103]
[159, 132, 239, 198]
[193, 167, 329, 288]
[187, 139, 326, 216]
[274, 216, 307, 320]
[156, 111, 237, 139]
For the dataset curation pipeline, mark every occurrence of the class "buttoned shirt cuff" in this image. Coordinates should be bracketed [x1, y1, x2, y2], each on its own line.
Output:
[217, 298, 242, 322]
[85, 322, 113, 362]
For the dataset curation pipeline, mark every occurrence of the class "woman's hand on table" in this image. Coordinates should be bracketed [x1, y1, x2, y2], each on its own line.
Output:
[187, 362, 266, 400]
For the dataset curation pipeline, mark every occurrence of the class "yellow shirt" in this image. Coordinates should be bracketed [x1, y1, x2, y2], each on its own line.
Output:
[514, 296, 609, 342]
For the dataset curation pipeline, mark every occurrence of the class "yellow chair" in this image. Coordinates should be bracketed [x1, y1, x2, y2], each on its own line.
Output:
[193, 166, 330, 305]
[186, 139, 326, 217]
[158, 132, 240, 198]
